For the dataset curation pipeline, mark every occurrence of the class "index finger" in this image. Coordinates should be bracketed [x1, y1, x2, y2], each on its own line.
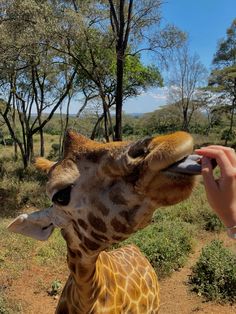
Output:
[195, 147, 233, 176]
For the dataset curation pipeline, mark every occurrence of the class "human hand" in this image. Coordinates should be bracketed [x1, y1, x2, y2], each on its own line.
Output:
[195, 146, 236, 230]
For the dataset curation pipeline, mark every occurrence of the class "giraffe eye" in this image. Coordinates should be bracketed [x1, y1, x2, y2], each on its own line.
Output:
[52, 185, 72, 206]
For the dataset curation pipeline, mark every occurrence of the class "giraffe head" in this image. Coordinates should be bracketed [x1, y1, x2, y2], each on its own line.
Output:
[8, 130, 197, 253]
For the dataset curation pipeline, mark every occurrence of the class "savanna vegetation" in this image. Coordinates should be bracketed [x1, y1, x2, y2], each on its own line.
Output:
[0, 1, 236, 313]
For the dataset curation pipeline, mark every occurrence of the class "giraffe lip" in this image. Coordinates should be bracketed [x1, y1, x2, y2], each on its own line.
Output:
[164, 154, 202, 175]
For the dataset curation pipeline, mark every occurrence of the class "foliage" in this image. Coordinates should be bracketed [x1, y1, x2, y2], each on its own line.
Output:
[168, 43, 207, 131]
[221, 128, 236, 142]
[48, 280, 63, 296]
[122, 219, 194, 278]
[153, 182, 224, 232]
[0, 157, 49, 217]
[208, 19, 236, 144]
[189, 240, 236, 303]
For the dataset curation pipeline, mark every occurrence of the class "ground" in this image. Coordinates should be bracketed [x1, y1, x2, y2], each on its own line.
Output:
[1, 230, 235, 314]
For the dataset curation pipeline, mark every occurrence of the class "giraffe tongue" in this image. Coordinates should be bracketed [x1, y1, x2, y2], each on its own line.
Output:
[166, 154, 202, 175]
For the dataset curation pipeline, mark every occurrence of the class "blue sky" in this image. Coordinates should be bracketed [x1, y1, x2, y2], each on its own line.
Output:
[123, 0, 236, 114]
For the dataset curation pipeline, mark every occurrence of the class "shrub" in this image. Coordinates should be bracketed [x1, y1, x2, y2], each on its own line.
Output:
[189, 240, 236, 303]
[122, 219, 195, 278]
[152, 184, 224, 232]
[48, 143, 60, 159]
[221, 128, 235, 142]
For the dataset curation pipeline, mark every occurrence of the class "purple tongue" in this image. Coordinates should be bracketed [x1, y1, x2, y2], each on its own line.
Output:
[166, 154, 217, 175]
[167, 154, 202, 175]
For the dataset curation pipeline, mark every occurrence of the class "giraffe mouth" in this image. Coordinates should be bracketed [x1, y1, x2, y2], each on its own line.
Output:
[164, 155, 217, 175]
[163, 154, 202, 175]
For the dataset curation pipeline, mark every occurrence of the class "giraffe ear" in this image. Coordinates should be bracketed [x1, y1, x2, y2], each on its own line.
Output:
[35, 157, 56, 174]
[7, 208, 55, 241]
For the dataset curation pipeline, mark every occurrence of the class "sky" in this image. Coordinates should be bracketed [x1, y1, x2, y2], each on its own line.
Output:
[123, 0, 236, 114]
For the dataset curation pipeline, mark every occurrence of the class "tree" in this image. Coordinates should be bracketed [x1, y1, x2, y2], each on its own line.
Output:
[168, 44, 207, 131]
[108, 0, 186, 140]
[208, 19, 236, 144]
[0, 0, 78, 167]
[76, 51, 163, 140]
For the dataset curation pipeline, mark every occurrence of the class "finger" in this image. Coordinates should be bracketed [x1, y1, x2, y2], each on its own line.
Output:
[195, 147, 233, 176]
[201, 145, 236, 167]
[201, 157, 218, 193]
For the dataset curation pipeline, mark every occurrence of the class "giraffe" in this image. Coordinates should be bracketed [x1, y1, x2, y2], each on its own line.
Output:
[8, 130, 198, 314]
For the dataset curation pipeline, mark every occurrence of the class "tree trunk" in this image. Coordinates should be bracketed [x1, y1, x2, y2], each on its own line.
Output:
[182, 108, 189, 131]
[39, 128, 45, 157]
[225, 98, 236, 145]
[114, 54, 124, 141]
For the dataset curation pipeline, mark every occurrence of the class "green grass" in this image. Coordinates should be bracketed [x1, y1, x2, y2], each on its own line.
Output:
[35, 229, 66, 266]
[0, 295, 22, 314]
[0, 220, 36, 276]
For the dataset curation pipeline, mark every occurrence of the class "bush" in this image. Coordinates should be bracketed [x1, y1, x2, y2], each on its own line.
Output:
[122, 219, 195, 278]
[48, 143, 60, 159]
[0, 158, 50, 217]
[152, 184, 224, 232]
[189, 240, 236, 303]
[221, 128, 235, 142]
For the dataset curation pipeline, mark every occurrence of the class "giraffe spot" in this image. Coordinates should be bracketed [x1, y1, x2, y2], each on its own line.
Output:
[79, 243, 89, 253]
[92, 199, 110, 216]
[96, 202, 110, 216]
[76, 249, 82, 258]
[69, 262, 76, 274]
[74, 227, 83, 241]
[119, 205, 139, 225]
[56, 301, 69, 314]
[91, 230, 109, 242]
[77, 218, 88, 230]
[109, 187, 127, 205]
[84, 236, 100, 251]
[68, 248, 76, 259]
[88, 212, 107, 233]
[112, 235, 123, 241]
[111, 217, 131, 234]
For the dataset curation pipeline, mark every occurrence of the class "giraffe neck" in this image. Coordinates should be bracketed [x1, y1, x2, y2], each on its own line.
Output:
[66, 247, 101, 313]
[60, 227, 105, 313]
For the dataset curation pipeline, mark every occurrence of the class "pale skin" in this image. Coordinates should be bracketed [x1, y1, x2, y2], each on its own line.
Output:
[195, 145, 236, 229]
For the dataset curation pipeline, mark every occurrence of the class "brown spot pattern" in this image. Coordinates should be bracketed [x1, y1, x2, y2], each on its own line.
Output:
[88, 212, 107, 233]
[69, 262, 76, 274]
[78, 218, 88, 230]
[111, 217, 131, 234]
[91, 230, 109, 242]
[84, 236, 100, 251]
[109, 188, 127, 205]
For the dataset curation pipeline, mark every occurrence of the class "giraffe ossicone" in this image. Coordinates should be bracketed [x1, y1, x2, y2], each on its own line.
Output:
[8, 130, 198, 314]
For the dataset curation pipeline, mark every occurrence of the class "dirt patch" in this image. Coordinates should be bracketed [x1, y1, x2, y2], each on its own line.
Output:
[2, 264, 68, 314]
[159, 232, 236, 314]
[2, 232, 236, 313]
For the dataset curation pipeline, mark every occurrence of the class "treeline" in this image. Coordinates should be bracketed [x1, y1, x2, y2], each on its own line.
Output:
[0, 0, 185, 167]
[0, 1, 235, 168]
